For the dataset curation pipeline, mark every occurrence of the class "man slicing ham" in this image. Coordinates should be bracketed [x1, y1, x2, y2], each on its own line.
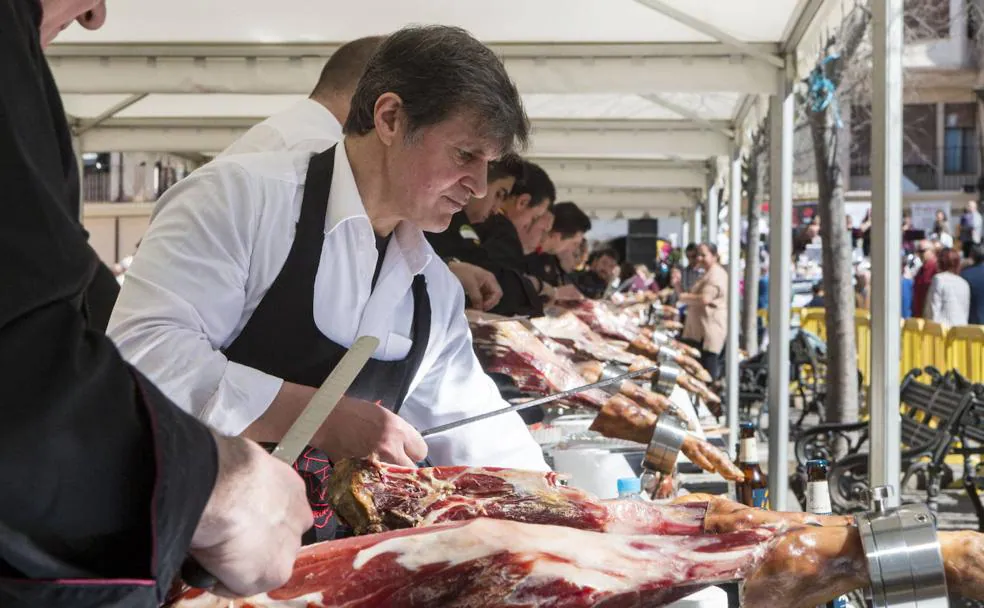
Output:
[109, 25, 549, 542]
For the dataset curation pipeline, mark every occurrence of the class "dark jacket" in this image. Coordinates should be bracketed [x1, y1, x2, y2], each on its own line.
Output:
[474, 214, 543, 317]
[525, 251, 569, 287]
[961, 263, 984, 325]
[571, 270, 611, 299]
[1, 2, 217, 605]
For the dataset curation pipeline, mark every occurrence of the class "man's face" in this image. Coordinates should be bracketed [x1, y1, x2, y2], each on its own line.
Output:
[387, 112, 496, 232]
[540, 231, 582, 255]
[685, 249, 698, 267]
[520, 211, 553, 254]
[465, 176, 515, 225]
[40, 0, 106, 47]
[918, 242, 934, 261]
[504, 195, 550, 235]
[592, 254, 618, 283]
[555, 232, 585, 255]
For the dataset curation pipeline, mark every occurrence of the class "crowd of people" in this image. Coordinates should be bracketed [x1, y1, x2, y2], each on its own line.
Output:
[900, 202, 984, 326]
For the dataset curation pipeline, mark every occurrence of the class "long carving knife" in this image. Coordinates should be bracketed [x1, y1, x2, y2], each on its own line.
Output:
[182, 335, 380, 589]
[420, 366, 657, 437]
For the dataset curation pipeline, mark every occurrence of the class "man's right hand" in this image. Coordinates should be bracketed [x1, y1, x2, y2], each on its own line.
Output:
[552, 284, 584, 302]
[314, 396, 429, 467]
[189, 434, 312, 598]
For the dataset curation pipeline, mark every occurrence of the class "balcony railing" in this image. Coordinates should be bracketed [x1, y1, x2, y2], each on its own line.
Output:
[850, 145, 980, 192]
[82, 171, 112, 202]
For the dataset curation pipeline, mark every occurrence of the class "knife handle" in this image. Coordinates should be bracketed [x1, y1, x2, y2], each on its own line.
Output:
[180, 557, 218, 589]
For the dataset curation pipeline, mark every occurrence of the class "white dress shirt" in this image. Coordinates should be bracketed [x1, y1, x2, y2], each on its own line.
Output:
[108, 142, 547, 471]
[218, 99, 343, 157]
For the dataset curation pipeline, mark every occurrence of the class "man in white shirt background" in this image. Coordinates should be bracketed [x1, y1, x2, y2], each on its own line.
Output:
[219, 36, 382, 157]
[108, 25, 547, 542]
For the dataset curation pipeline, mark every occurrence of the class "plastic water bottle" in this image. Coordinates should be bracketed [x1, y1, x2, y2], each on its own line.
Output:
[617, 477, 643, 499]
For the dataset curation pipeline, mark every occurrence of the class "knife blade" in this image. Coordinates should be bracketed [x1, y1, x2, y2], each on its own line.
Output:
[420, 366, 657, 437]
[182, 335, 379, 589]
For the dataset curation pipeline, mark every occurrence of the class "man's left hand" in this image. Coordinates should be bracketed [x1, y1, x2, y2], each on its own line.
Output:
[448, 261, 503, 311]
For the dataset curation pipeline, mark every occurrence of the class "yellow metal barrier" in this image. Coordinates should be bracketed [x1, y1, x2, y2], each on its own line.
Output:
[921, 321, 949, 372]
[946, 325, 984, 381]
[751, 307, 984, 384]
[901, 319, 925, 380]
[855, 311, 872, 386]
[799, 307, 826, 340]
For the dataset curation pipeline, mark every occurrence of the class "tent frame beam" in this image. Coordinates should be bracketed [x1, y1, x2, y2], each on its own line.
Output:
[634, 0, 784, 68]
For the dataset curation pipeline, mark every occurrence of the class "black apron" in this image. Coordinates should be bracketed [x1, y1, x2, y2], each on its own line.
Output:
[222, 145, 432, 542]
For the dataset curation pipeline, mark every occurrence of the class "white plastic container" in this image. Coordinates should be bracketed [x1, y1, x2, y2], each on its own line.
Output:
[550, 446, 636, 499]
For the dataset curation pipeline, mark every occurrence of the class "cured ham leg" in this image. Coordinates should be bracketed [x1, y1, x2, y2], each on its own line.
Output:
[589, 398, 744, 481]
[743, 527, 984, 607]
[470, 320, 609, 408]
[577, 360, 722, 414]
[671, 493, 854, 531]
[573, 361, 689, 422]
[326, 456, 708, 536]
[628, 339, 711, 383]
[469, 319, 697, 431]
[168, 518, 781, 608]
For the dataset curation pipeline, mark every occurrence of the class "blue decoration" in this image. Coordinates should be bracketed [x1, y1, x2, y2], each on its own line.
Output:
[807, 52, 843, 129]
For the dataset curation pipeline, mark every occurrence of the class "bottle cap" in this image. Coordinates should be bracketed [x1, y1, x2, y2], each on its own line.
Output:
[740, 421, 756, 430]
[806, 458, 829, 469]
[617, 477, 642, 494]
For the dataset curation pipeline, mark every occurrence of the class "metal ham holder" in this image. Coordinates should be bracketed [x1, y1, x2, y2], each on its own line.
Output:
[598, 360, 681, 399]
[651, 363, 682, 397]
[638, 414, 689, 499]
[597, 359, 688, 499]
[855, 486, 949, 607]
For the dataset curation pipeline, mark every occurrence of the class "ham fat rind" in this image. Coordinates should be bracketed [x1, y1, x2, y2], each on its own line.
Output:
[327, 457, 708, 536]
[169, 518, 779, 608]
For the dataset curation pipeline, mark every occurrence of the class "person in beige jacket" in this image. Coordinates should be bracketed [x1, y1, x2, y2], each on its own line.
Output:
[679, 243, 728, 380]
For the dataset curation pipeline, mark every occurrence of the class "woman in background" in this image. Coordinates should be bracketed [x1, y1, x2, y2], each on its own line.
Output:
[679, 243, 727, 381]
[925, 247, 970, 326]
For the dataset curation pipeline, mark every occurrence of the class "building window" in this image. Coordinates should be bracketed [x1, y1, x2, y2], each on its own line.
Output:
[943, 127, 977, 174]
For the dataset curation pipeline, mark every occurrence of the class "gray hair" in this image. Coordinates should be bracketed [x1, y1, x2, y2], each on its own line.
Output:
[343, 25, 529, 155]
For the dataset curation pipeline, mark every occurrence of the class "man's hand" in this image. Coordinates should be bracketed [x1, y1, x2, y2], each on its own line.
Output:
[448, 261, 502, 311]
[552, 284, 584, 302]
[314, 397, 428, 467]
[244, 383, 428, 468]
[190, 435, 313, 598]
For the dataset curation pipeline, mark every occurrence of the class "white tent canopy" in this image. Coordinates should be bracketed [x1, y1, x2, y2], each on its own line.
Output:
[50, 0, 841, 217]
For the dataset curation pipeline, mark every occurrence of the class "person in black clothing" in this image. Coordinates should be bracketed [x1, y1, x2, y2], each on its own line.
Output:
[806, 281, 825, 308]
[525, 201, 592, 288]
[426, 154, 524, 261]
[572, 247, 620, 299]
[425, 155, 524, 311]
[477, 160, 556, 269]
[475, 160, 558, 314]
[961, 244, 984, 324]
[0, 2, 312, 605]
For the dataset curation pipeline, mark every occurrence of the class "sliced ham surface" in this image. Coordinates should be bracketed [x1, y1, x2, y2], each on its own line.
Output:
[169, 518, 779, 608]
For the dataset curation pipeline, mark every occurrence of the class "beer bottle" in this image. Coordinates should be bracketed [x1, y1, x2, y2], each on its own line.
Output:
[805, 458, 833, 515]
[806, 459, 848, 608]
[734, 422, 769, 508]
